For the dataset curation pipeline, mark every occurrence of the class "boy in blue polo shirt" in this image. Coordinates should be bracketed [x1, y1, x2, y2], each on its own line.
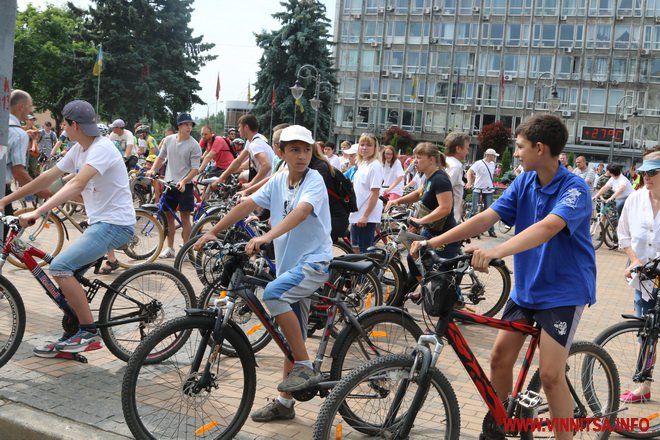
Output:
[412, 113, 595, 440]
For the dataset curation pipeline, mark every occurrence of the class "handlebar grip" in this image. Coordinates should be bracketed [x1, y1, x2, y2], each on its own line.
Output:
[407, 218, 421, 229]
[379, 195, 389, 204]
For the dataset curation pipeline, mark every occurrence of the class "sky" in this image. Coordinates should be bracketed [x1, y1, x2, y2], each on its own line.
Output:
[16, 0, 337, 119]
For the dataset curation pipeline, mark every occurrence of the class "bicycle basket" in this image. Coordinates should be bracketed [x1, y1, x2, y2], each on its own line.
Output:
[422, 270, 459, 317]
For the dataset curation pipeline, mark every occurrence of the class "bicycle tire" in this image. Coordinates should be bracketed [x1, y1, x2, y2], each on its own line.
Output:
[329, 309, 423, 380]
[121, 315, 256, 440]
[603, 222, 618, 250]
[594, 320, 660, 438]
[520, 341, 620, 440]
[190, 214, 222, 237]
[313, 353, 461, 439]
[98, 263, 196, 363]
[382, 258, 406, 306]
[8, 208, 65, 268]
[329, 269, 384, 315]
[116, 210, 165, 268]
[332, 239, 353, 258]
[0, 276, 26, 369]
[460, 263, 511, 317]
[591, 218, 604, 250]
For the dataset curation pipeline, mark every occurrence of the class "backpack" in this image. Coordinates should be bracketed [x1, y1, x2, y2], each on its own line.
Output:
[327, 168, 358, 213]
[209, 135, 238, 159]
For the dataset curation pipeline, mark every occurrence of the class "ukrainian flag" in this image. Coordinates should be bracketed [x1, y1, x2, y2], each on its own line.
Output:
[92, 47, 103, 76]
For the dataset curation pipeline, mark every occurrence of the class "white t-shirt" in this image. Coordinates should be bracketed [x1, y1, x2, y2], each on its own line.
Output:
[251, 168, 333, 275]
[247, 134, 275, 175]
[109, 129, 136, 156]
[382, 160, 405, 196]
[606, 175, 635, 200]
[327, 154, 341, 170]
[57, 137, 135, 226]
[469, 159, 496, 193]
[445, 156, 464, 222]
[349, 159, 384, 224]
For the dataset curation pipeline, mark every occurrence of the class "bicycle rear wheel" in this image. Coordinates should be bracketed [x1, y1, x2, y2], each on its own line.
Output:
[331, 270, 384, 315]
[459, 263, 511, 317]
[603, 222, 618, 250]
[591, 218, 604, 250]
[313, 353, 460, 439]
[115, 209, 165, 268]
[8, 208, 65, 268]
[0, 276, 25, 368]
[594, 320, 660, 438]
[121, 315, 256, 440]
[520, 341, 620, 439]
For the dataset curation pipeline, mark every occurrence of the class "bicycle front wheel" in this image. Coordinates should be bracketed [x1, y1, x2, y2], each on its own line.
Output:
[98, 263, 196, 363]
[460, 263, 511, 317]
[121, 315, 256, 440]
[8, 207, 65, 268]
[603, 222, 619, 250]
[0, 276, 25, 368]
[594, 320, 660, 438]
[313, 353, 461, 439]
[521, 341, 620, 440]
[591, 218, 604, 250]
[115, 210, 165, 268]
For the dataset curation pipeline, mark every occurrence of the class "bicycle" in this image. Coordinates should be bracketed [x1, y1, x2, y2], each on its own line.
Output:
[121, 241, 423, 439]
[313, 252, 620, 439]
[591, 199, 619, 250]
[594, 255, 660, 438]
[0, 214, 196, 366]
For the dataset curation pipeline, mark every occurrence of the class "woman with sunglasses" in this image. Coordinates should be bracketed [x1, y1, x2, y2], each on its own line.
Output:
[617, 150, 660, 403]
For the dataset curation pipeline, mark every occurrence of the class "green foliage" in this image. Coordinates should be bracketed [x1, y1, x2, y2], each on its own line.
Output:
[383, 126, 413, 152]
[251, 0, 337, 140]
[568, 152, 575, 167]
[478, 121, 511, 155]
[197, 112, 226, 135]
[500, 148, 512, 174]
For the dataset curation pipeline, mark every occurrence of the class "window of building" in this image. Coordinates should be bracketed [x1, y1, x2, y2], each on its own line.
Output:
[430, 52, 452, 73]
[457, 23, 479, 45]
[589, 0, 614, 15]
[459, 0, 478, 14]
[529, 55, 554, 75]
[365, 0, 386, 14]
[360, 50, 379, 72]
[483, 0, 507, 14]
[383, 50, 405, 72]
[338, 49, 359, 72]
[404, 77, 426, 102]
[509, 0, 533, 15]
[340, 77, 357, 100]
[614, 24, 641, 49]
[364, 21, 384, 43]
[409, 22, 431, 43]
[583, 56, 609, 81]
[395, 0, 410, 13]
[481, 23, 504, 45]
[645, 89, 660, 116]
[535, 0, 559, 15]
[340, 22, 362, 43]
[556, 55, 577, 79]
[645, 0, 660, 15]
[606, 89, 626, 114]
[586, 24, 612, 48]
[433, 22, 456, 44]
[411, 0, 432, 13]
[388, 79, 402, 101]
[443, 0, 457, 14]
[559, 24, 584, 48]
[562, 0, 587, 14]
[343, 0, 364, 14]
[617, 0, 643, 16]
[455, 51, 476, 70]
[358, 78, 377, 99]
[356, 106, 372, 128]
[406, 51, 429, 73]
[339, 105, 354, 128]
[388, 20, 407, 42]
[479, 53, 502, 75]
[434, 81, 450, 103]
[402, 110, 422, 130]
[533, 24, 557, 47]
[589, 88, 606, 113]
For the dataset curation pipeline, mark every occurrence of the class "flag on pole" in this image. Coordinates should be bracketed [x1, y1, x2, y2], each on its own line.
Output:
[296, 97, 304, 113]
[215, 74, 221, 101]
[501, 71, 505, 99]
[92, 47, 103, 76]
[411, 74, 418, 101]
[247, 80, 251, 102]
[271, 85, 276, 110]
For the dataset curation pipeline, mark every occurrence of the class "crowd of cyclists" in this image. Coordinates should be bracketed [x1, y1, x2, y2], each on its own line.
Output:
[4, 87, 660, 439]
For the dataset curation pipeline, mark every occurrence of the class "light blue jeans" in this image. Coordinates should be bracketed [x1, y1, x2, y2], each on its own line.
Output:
[471, 190, 495, 234]
[50, 222, 134, 277]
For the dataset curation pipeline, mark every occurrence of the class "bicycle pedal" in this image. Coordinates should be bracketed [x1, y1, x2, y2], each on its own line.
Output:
[517, 390, 542, 408]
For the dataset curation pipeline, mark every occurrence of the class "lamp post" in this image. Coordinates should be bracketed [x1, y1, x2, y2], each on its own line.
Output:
[546, 82, 561, 112]
[289, 64, 333, 139]
[533, 72, 556, 114]
[608, 94, 635, 165]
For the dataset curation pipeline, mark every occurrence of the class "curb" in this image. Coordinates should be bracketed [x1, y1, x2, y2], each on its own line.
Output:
[0, 399, 130, 440]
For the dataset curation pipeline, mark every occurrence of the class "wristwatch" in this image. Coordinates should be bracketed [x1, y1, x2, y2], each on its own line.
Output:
[420, 240, 428, 247]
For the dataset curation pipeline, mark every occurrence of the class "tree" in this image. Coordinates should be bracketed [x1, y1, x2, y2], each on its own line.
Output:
[383, 126, 414, 153]
[13, 5, 95, 131]
[500, 148, 512, 174]
[478, 121, 511, 155]
[196, 112, 226, 135]
[71, 0, 215, 126]
[251, 0, 337, 140]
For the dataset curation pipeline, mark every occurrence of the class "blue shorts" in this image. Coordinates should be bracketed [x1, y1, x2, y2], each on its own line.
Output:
[350, 223, 377, 253]
[263, 261, 330, 340]
[163, 183, 194, 213]
[501, 299, 584, 349]
[50, 222, 134, 277]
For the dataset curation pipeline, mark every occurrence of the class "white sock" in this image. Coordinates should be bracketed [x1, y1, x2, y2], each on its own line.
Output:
[296, 360, 313, 369]
[277, 396, 294, 408]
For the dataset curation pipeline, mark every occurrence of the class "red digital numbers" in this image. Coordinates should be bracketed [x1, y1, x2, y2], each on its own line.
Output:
[581, 126, 624, 143]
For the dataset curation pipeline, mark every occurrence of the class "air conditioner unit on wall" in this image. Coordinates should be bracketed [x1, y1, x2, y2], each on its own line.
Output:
[433, 5, 441, 12]
[386, 5, 394, 12]
[381, 70, 390, 77]
[565, 47, 573, 53]
[616, 15, 624, 20]
[655, 15, 660, 22]
[371, 42, 379, 47]
[335, 97, 342, 104]
[642, 49, 651, 56]
[385, 42, 392, 48]
[392, 72, 401, 79]
[441, 73, 450, 80]
[430, 37, 439, 44]
[467, 64, 474, 70]
[560, 15, 567, 21]
[406, 73, 414, 79]
[504, 74, 513, 81]
[378, 7, 385, 14]
[475, 105, 482, 111]
[562, 110, 572, 117]
[494, 45, 502, 51]
[462, 104, 470, 111]
[472, 6, 480, 13]
[424, 7, 431, 14]
[352, 13, 361, 19]
[483, 15, 490, 21]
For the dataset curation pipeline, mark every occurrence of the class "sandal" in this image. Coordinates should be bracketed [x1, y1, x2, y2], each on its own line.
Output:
[100, 259, 120, 274]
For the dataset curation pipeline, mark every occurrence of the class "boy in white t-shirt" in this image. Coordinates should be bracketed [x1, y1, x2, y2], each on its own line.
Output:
[194, 125, 332, 422]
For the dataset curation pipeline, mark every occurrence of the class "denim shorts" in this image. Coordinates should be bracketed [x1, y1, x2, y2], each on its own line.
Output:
[50, 222, 134, 276]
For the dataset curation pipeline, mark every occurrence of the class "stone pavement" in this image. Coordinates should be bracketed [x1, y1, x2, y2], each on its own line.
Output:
[0, 233, 635, 439]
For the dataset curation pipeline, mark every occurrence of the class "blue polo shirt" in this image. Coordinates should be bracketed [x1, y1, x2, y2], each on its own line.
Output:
[491, 163, 596, 309]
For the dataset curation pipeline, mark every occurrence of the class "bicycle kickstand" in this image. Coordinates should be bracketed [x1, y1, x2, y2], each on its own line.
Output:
[53, 352, 88, 364]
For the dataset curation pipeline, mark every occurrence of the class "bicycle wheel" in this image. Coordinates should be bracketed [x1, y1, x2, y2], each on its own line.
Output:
[98, 263, 196, 363]
[603, 222, 619, 250]
[382, 259, 407, 306]
[329, 309, 423, 379]
[115, 210, 165, 268]
[199, 281, 272, 356]
[122, 315, 256, 440]
[313, 353, 461, 439]
[332, 239, 353, 258]
[190, 214, 222, 237]
[331, 269, 384, 315]
[0, 276, 25, 368]
[459, 263, 511, 317]
[520, 341, 620, 440]
[8, 208, 65, 268]
[594, 320, 660, 438]
[591, 218, 604, 250]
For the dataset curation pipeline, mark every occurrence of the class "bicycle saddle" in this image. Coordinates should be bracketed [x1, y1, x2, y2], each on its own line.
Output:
[329, 256, 374, 274]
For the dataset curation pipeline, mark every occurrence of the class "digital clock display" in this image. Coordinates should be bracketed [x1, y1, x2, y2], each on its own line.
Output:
[581, 126, 624, 143]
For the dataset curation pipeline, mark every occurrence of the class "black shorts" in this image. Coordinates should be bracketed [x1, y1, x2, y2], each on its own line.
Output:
[163, 183, 194, 213]
[501, 299, 584, 349]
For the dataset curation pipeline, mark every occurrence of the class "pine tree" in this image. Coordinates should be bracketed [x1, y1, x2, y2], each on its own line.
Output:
[251, 0, 337, 140]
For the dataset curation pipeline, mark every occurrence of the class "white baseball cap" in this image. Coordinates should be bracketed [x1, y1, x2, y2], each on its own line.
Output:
[280, 125, 315, 145]
[484, 148, 500, 157]
[344, 144, 359, 155]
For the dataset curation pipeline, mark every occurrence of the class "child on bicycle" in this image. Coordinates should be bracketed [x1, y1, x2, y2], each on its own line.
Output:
[194, 125, 333, 423]
[412, 113, 596, 440]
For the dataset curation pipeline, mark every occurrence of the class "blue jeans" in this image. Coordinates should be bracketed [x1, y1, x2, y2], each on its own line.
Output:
[50, 222, 134, 277]
[634, 288, 657, 317]
[615, 196, 628, 218]
[471, 190, 495, 234]
[351, 223, 377, 253]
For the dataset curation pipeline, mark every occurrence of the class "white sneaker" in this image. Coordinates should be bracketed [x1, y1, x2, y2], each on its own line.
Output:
[159, 247, 175, 259]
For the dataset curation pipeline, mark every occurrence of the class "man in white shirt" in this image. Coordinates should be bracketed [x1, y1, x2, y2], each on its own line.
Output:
[573, 156, 596, 188]
[324, 143, 342, 169]
[444, 132, 471, 223]
[109, 119, 137, 169]
[467, 148, 498, 237]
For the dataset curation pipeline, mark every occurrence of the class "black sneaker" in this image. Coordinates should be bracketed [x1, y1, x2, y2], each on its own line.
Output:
[277, 364, 323, 393]
[250, 399, 295, 422]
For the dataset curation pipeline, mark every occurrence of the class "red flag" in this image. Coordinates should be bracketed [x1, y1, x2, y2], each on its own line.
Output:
[271, 85, 276, 110]
[215, 74, 220, 101]
[501, 71, 505, 99]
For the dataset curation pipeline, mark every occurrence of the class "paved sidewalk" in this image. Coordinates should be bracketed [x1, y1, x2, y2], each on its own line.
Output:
[0, 234, 633, 439]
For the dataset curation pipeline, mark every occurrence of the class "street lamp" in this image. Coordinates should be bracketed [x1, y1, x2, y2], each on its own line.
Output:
[608, 93, 635, 165]
[533, 72, 557, 114]
[546, 83, 561, 112]
[289, 64, 334, 139]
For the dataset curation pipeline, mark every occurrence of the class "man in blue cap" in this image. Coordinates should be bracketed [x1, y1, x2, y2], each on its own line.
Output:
[147, 112, 202, 258]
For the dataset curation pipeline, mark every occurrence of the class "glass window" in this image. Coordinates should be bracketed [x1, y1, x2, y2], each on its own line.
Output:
[559, 24, 574, 47]
[358, 79, 372, 99]
[431, 52, 452, 73]
[340, 22, 362, 43]
[433, 23, 456, 44]
[391, 20, 407, 38]
[507, 23, 530, 46]
[533, 24, 557, 47]
[563, 0, 587, 14]
[535, 0, 558, 15]
[509, 0, 532, 14]
[435, 81, 450, 104]
[410, 0, 431, 13]
[614, 24, 641, 49]
[406, 51, 429, 73]
[443, 0, 457, 14]
[646, 0, 660, 15]
[611, 58, 627, 81]
[343, 0, 364, 13]
[457, 23, 478, 45]
[360, 50, 378, 72]
[342, 78, 356, 99]
[339, 49, 359, 72]
[606, 89, 625, 114]
[586, 24, 612, 48]
[365, 0, 385, 14]
[388, 79, 402, 101]
[455, 51, 476, 69]
[395, 0, 409, 13]
[589, 0, 614, 15]
[364, 21, 384, 43]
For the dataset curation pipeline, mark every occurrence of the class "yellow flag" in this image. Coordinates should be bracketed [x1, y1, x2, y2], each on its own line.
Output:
[411, 74, 418, 100]
[92, 47, 103, 76]
[296, 97, 304, 113]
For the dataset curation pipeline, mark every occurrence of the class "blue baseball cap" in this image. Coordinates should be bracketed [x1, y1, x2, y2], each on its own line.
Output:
[637, 159, 660, 172]
[176, 112, 195, 126]
[62, 100, 101, 136]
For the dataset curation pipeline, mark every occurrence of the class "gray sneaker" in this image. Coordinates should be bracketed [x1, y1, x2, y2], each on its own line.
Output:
[250, 399, 295, 422]
[277, 364, 323, 393]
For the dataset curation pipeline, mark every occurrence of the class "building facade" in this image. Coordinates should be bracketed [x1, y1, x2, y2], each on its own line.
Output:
[225, 100, 254, 131]
[332, 0, 660, 163]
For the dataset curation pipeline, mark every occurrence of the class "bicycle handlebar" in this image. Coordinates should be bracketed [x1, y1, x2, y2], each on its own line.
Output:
[420, 250, 506, 271]
[631, 255, 660, 278]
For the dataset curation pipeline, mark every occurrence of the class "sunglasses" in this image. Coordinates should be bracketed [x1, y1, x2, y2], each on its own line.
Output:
[639, 169, 659, 178]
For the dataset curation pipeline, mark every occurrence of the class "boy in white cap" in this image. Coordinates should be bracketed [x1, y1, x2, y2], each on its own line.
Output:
[194, 125, 332, 422]
[467, 147, 500, 237]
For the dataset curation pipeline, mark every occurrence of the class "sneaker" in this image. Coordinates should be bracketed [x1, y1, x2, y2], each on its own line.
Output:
[33, 333, 73, 358]
[55, 329, 103, 353]
[250, 398, 295, 422]
[277, 364, 323, 393]
[159, 247, 175, 259]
